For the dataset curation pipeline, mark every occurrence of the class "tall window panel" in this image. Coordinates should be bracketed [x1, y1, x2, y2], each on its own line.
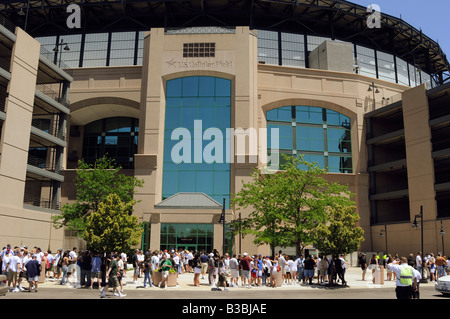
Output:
[136, 31, 146, 65]
[163, 76, 231, 208]
[356, 45, 377, 78]
[109, 32, 136, 66]
[36, 36, 57, 56]
[281, 32, 305, 68]
[257, 30, 279, 65]
[396, 57, 410, 86]
[307, 36, 331, 52]
[421, 72, 432, 89]
[377, 51, 396, 82]
[267, 106, 352, 174]
[82, 33, 109, 67]
[409, 63, 420, 87]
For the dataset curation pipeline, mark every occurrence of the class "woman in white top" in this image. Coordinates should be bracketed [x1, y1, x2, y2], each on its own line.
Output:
[270, 255, 279, 288]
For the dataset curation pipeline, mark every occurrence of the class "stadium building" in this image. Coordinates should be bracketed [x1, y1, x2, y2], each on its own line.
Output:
[0, 0, 449, 257]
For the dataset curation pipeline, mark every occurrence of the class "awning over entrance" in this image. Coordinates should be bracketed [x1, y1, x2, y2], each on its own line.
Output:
[154, 192, 223, 210]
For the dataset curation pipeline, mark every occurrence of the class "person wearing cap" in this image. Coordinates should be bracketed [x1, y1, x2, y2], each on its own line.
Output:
[240, 252, 253, 288]
[387, 256, 418, 299]
[26, 254, 41, 293]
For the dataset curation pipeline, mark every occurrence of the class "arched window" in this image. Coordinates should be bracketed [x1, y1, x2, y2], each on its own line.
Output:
[267, 106, 352, 173]
[82, 117, 139, 169]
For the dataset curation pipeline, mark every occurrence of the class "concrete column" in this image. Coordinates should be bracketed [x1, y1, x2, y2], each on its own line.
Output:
[402, 84, 437, 252]
[0, 28, 40, 208]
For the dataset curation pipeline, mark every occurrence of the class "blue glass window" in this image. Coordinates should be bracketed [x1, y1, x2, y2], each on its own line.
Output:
[267, 106, 352, 173]
[163, 76, 231, 207]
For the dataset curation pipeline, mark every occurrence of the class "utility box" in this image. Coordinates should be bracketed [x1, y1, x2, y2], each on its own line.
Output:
[374, 266, 385, 285]
[309, 40, 354, 73]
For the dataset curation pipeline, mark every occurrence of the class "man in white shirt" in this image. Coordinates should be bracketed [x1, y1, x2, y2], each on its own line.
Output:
[415, 252, 422, 276]
[7, 250, 22, 292]
[387, 257, 418, 299]
[229, 254, 239, 287]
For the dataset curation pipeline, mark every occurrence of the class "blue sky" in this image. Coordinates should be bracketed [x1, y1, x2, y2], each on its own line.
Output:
[355, 0, 450, 56]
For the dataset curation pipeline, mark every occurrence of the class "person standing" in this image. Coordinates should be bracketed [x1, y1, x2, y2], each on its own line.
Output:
[303, 255, 316, 285]
[90, 252, 102, 290]
[217, 256, 229, 291]
[229, 254, 239, 287]
[369, 253, 378, 283]
[239, 253, 253, 288]
[436, 253, 447, 279]
[60, 251, 70, 286]
[387, 256, 418, 300]
[359, 253, 367, 281]
[296, 254, 305, 284]
[131, 249, 140, 284]
[142, 255, 153, 288]
[270, 255, 279, 288]
[26, 254, 41, 293]
[159, 254, 172, 290]
[6, 249, 21, 292]
[415, 252, 423, 277]
[192, 253, 202, 287]
[69, 247, 77, 281]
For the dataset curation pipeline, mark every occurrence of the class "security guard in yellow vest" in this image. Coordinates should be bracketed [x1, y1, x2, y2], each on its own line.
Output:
[387, 257, 418, 299]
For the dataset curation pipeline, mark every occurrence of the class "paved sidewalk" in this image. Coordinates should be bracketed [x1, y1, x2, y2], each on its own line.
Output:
[13, 266, 434, 292]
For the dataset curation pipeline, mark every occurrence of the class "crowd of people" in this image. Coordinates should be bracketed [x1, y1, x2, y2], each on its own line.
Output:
[3, 242, 449, 298]
[358, 251, 450, 283]
[143, 248, 352, 290]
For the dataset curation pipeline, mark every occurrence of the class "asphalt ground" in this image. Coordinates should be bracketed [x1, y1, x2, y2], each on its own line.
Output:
[0, 267, 448, 300]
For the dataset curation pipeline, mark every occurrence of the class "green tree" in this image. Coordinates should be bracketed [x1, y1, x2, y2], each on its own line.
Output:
[312, 205, 365, 256]
[231, 154, 355, 256]
[83, 193, 143, 253]
[52, 156, 144, 237]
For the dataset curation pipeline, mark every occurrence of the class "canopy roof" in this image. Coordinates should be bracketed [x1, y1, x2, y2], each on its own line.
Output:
[154, 192, 223, 210]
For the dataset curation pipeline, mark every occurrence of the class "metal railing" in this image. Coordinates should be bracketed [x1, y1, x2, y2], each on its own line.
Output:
[23, 194, 60, 210]
[0, 15, 16, 34]
[0, 56, 11, 73]
[35, 83, 70, 107]
[31, 118, 65, 141]
[27, 154, 56, 171]
[39, 45, 73, 76]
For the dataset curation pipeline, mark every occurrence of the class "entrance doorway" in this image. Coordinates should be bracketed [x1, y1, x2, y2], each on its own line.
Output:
[160, 223, 213, 253]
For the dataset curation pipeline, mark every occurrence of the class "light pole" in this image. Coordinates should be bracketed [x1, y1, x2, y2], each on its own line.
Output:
[239, 212, 242, 256]
[218, 198, 226, 256]
[412, 205, 428, 283]
[53, 39, 70, 68]
[440, 219, 445, 256]
[368, 82, 380, 110]
[379, 224, 388, 255]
